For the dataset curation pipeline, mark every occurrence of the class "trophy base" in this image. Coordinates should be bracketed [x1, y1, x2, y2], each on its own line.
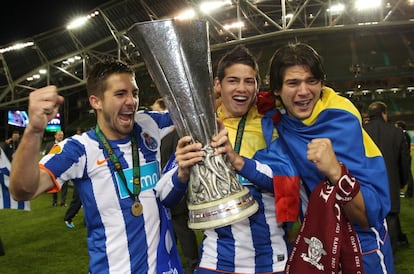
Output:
[188, 187, 258, 230]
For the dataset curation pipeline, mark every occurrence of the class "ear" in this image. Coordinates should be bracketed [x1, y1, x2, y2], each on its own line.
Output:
[213, 77, 221, 91]
[89, 95, 102, 111]
[214, 77, 222, 99]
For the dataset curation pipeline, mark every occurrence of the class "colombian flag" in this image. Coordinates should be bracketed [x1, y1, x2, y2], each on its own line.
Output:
[0, 148, 30, 210]
[276, 87, 390, 228]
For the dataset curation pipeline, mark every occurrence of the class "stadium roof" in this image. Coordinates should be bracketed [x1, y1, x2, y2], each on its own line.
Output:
[1, 0, 413, 131]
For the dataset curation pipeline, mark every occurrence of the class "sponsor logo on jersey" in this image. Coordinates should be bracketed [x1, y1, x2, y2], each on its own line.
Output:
[117, 161, 160, 198]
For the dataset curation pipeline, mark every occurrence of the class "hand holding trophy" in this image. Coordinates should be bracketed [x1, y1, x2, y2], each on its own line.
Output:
[127, 19, 258, 229]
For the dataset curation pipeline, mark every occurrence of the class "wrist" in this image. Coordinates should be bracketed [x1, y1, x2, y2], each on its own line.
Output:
[25, 124, 46, 138]
[230, 154, 244, 171]
[335, 163, 360, 204]
[328, 161, 342, 184]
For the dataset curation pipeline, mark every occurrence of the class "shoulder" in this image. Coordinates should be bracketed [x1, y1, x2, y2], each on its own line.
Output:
[135, 110, 172, 128]
[135, 111, 159, 127]
[322, 87, 360, 115]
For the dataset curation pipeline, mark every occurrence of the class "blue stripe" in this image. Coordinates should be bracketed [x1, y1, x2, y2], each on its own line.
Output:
[1, 183, 11, 208]
[215, 225, 236, 272]
[249, 190, 273, 272]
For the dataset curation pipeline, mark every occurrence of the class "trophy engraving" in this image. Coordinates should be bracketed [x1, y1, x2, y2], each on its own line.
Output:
[127, 19, 258, 229]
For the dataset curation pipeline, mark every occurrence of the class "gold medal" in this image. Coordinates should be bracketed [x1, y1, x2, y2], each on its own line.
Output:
[131, 201, 143, 216]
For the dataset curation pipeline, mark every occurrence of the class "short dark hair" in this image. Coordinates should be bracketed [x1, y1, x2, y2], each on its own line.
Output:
[215, 45, 260, 84]
[153, 98, 166, 110]
[269, 42, 325, 92]
[86, 59, 135, 98]
[395, 120, 407, 130]
[367, 101, 387, 118]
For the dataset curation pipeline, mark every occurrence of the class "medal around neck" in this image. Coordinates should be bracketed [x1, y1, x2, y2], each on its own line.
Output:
[127, 19, 258, 229]
[94, 126, 143, 217]
[131, 201, 143, 216]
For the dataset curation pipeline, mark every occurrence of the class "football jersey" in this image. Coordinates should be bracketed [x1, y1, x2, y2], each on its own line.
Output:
[40, 111, 184, 274]
[197, 106, 288, 273]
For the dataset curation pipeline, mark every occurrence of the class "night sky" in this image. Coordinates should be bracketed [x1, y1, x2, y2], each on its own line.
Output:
[1, 0, 108, 45]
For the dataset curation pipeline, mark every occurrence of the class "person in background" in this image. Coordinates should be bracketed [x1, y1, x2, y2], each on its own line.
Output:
[151, 97, 199, 274]
[8, 59, 203, 273]
[364, 102, 411, 255]
[395, 120, 413, 198]
[193, 45, 288, 273]
[44, 130, 68, 207]
[3, 130, 20, 162]
[0, 148, 6, 256]
[0, 237, 4, 256]
[63, 128, 84, 229]
[63, 187, 81, 229]
[216, 42, 394, 273]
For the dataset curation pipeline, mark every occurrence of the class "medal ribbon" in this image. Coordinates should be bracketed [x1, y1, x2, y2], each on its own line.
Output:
[95, 125, 141, 201]
[233, 113, 247, 154]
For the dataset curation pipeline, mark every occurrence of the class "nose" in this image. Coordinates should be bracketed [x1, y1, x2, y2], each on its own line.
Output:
[126, 93, 138, 106]
[297, 81, 310, 95]
[236, 80, 249, 91]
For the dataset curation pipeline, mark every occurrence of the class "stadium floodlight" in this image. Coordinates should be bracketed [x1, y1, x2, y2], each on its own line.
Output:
[200, 0, 232, 14]
[223, 21, 245, 30]
[67, 11, 99, 30]
[355, 0, 382, 11]
[0, 41, 34, 54]
[327, 3, 345, 15]
[175, 8, 196, 20]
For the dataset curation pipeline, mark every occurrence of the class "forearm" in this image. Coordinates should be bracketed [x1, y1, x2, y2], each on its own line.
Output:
[329, 163, 369, 228]
[157, 167, 188, 208]
[238, 158, 274, 193]
[9, 127, 45, 200]
[228, 152, 245, 171]
[343, 192, 369, 229]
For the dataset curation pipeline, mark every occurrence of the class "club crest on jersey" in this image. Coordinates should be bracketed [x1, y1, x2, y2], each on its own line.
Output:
[48, 144, 62, 154]
[141, 132, 158, 151]
[301, 236, 327, 270]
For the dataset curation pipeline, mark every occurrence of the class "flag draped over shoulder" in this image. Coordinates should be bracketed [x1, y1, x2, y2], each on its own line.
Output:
[254, 92, 301, 223]
[256, 88, 391, 272]
[276, 87, 390, 228]
[254, 135, 301, 223]
[0, 148, 30, 210]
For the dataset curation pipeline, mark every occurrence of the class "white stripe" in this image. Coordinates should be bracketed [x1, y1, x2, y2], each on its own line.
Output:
[92, 158, 132, 273]
[0, 148, 30, 211]
[232, 219, 255, 272]
[371, 221, 388, 273]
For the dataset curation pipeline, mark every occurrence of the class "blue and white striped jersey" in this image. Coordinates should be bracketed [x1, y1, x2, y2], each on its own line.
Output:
[194, 106, 288, 273]
[198, 186, 288, 273]
[40, 111, 185, 274]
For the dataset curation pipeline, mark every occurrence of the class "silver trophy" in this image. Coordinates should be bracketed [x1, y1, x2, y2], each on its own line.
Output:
[127, 19, 258, 229]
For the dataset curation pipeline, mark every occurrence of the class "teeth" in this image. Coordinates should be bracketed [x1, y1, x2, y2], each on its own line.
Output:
[233, 96, 247, 101]
[297, 100, 309, 106]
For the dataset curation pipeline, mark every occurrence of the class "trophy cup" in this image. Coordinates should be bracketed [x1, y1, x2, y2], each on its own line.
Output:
[127, 19, 258, 229]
